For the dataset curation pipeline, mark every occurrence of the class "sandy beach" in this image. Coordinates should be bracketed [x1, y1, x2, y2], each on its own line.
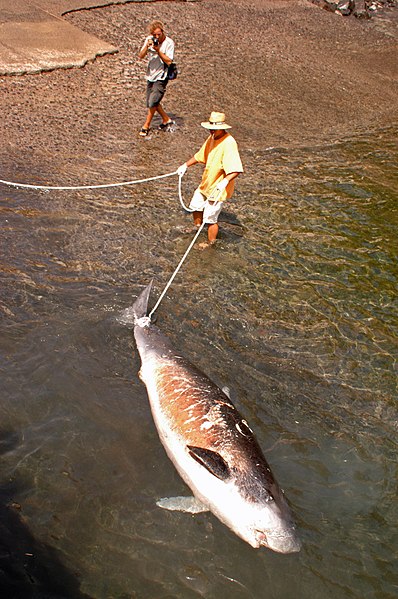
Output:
[1, 0, 397, 185]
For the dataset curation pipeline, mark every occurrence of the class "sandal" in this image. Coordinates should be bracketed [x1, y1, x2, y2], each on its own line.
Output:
[159, 120, 175, 130]
[139, 127, 150, 137]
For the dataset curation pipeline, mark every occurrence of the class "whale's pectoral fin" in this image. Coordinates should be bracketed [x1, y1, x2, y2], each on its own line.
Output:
[222, 386, 231, 399]
[156, 496, 209, 513]
[187, 445, 230, 481]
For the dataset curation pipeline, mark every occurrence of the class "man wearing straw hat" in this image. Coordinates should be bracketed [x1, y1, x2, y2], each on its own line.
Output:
[177, 111, 243, 249]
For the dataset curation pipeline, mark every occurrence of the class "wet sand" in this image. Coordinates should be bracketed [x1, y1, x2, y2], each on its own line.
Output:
[1, 0, 397, 183]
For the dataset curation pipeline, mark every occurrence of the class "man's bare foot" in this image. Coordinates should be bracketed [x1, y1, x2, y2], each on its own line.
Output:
[184, 225, 201, 234]
[195, 240, 217, 250]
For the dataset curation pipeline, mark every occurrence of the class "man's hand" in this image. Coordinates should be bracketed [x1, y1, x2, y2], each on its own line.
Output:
[177, 163, 187, 177]
[139, 36, 153, 59]
[208, 178, 228, 201]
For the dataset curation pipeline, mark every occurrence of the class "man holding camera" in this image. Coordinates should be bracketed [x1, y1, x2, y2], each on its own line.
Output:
[138, 21, 175, 137]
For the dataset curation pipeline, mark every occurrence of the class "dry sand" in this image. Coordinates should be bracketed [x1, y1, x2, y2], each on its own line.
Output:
[1, 0, 397, 181]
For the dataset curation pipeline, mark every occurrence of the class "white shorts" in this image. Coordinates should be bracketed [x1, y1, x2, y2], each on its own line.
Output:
[188, 188, 223, 224]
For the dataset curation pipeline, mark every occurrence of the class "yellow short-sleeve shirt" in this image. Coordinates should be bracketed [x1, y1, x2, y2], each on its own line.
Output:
[194, 133, 243, 201]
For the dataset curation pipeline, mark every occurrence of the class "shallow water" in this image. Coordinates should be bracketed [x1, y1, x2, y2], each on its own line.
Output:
[0, 125, 397, 598]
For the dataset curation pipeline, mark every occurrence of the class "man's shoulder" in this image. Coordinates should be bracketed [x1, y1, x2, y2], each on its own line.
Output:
[222, 133, 239, 148]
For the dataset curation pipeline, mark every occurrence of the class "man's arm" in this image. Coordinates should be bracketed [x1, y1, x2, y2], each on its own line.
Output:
[138, 36, 152, 59]
[153, 44, 173, 66]
[224, 171, 240, 183]
[186, 157, 199, 168]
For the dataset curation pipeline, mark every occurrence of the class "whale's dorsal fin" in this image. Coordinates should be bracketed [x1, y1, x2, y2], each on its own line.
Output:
[187, 445, 230, 480]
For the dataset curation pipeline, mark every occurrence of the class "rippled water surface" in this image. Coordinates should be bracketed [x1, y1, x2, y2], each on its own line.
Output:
[0, 126, 397, 598]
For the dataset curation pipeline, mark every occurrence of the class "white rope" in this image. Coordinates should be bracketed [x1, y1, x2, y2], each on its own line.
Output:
[149, 221, 205, 319]
[178, 172, 194, 212]
[0, 170, 177, 191]
[0, 166, 210, 317]
[0, 169, 195, 215]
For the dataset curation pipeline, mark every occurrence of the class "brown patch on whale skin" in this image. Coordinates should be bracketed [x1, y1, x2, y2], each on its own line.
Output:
[152, 356, 278, 497]
[154, 357, 231, 447]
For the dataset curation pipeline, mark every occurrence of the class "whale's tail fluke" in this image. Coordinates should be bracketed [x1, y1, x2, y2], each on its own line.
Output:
[132, 280, 153, 322]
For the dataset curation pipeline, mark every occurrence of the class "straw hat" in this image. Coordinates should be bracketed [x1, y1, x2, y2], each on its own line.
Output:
[201, 111, 232, 130]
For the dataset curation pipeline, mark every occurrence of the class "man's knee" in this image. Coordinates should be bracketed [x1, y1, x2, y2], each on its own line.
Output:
[147, 98, 161, 109]
[146, 81, 167, 108]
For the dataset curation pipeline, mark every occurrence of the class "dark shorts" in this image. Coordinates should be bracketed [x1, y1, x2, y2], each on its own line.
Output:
[146, 79, 168, 108]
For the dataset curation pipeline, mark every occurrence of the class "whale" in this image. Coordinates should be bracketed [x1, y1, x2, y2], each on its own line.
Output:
[129, 281, 301, 553]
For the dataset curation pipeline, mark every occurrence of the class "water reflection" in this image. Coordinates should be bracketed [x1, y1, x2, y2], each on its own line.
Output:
[0, 127, 397, 597]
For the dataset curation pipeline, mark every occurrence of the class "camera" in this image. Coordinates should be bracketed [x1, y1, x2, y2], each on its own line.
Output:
[152, 36, 159, 47]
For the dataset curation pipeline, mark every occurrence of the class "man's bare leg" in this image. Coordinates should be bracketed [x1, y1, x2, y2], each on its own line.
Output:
[207, 223, 218, 244]
[192, 211, 203, 227]
[142, 106, 157, 130]
[156, 104, 172, 125]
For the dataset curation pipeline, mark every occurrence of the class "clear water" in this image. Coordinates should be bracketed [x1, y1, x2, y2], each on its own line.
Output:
[0, 126, 397, 598]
